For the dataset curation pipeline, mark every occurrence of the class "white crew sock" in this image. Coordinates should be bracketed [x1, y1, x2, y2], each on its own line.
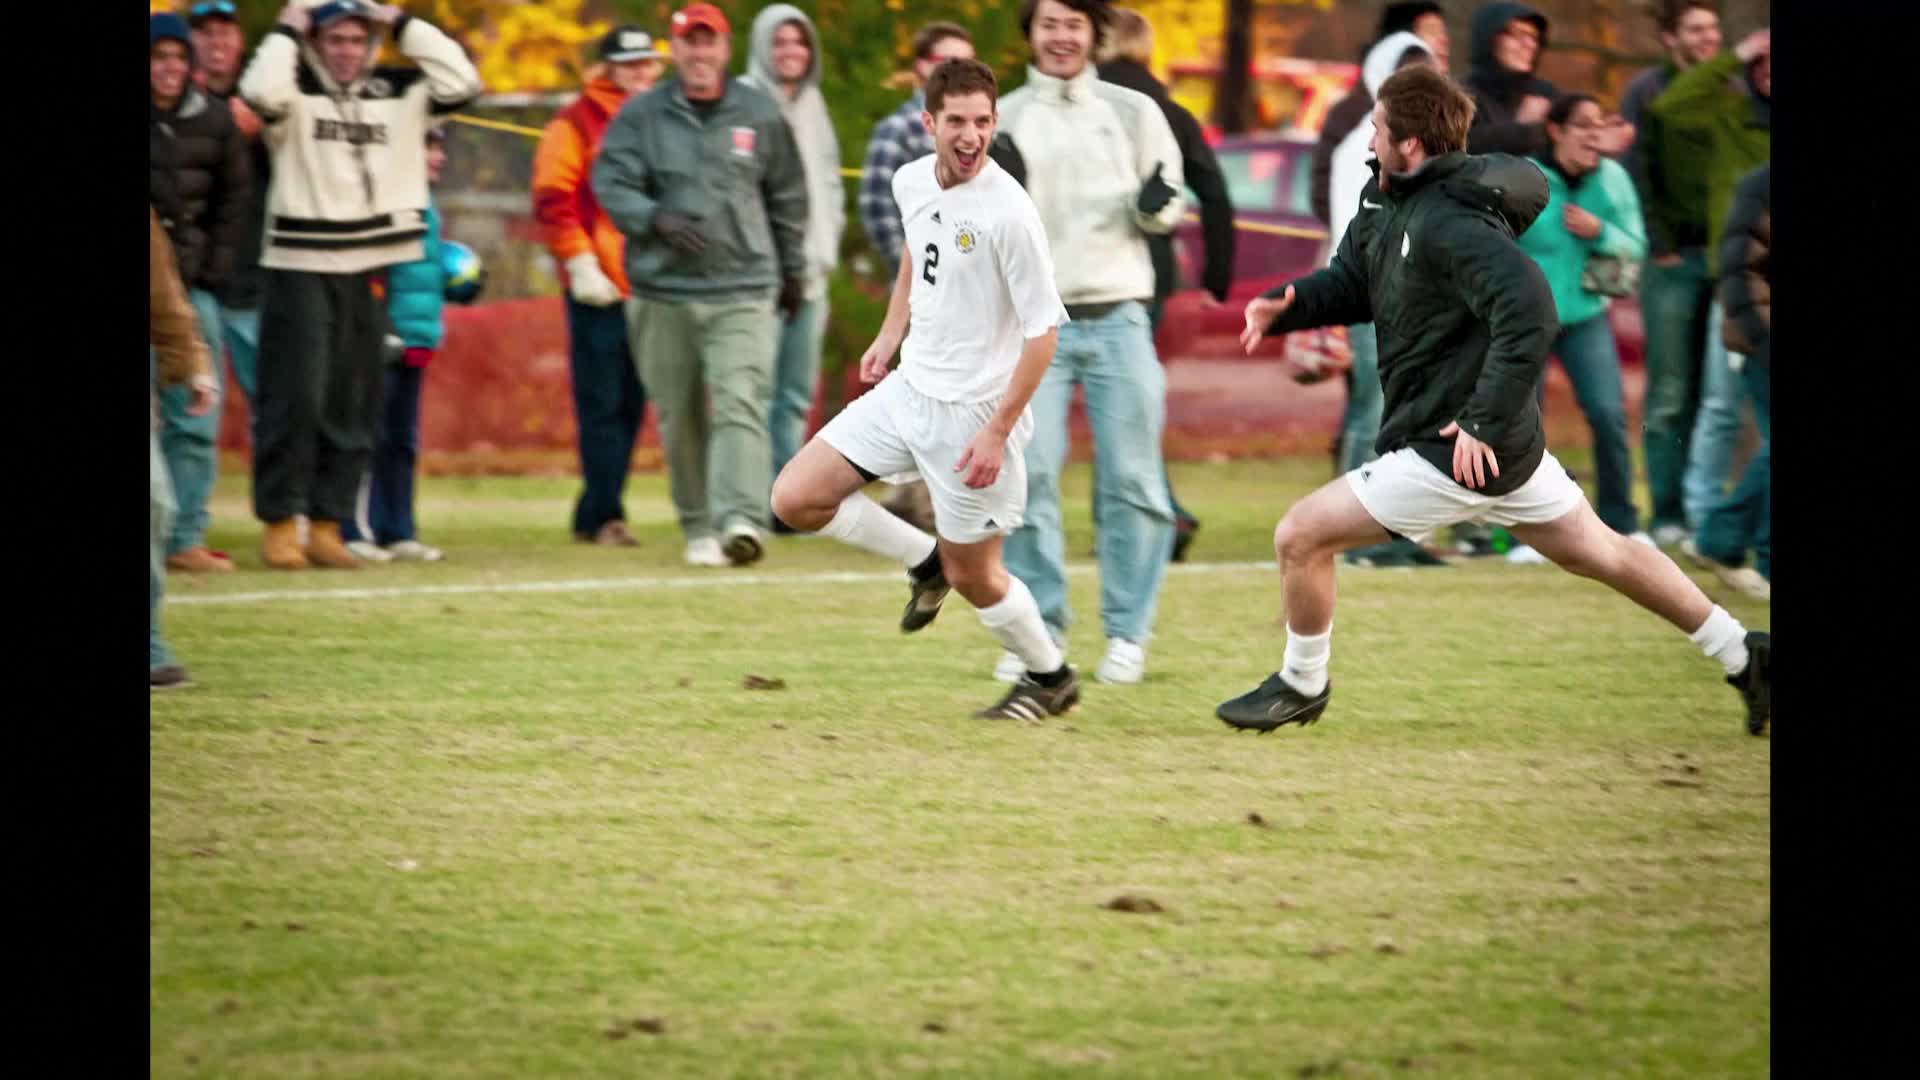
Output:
[817, 491, 937, 570]
[1279, 623, 1332, 696]
[1688, 604, 1750, 676]
[978, 575, 1064, 675]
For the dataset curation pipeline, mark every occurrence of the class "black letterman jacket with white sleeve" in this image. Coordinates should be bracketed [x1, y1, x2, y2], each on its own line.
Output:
[239, 14, 480, 275]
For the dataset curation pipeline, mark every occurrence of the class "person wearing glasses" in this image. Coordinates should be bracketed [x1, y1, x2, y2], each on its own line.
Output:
[236, 1, 480, 571]
[1510, 93, 1652, 563]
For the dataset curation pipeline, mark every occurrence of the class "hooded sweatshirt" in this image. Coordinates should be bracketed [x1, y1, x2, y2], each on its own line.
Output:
[1310, 1, 1447, 224]
[1463, 2, 1558, 158]
[151, 14, 251, 294]
[1327, 32, 1434, 266]
[237, 8, 481, 274]
[742, 5, 844, 300]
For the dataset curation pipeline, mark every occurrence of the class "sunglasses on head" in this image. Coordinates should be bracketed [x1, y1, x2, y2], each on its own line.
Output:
[188, 1, 238, 21]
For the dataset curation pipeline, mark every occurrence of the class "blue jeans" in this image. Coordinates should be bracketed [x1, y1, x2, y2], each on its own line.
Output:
[1638, 250, 1710, 532]
[343, 364, 425, 546]
[157, 288, 225, 553]
[770, 294, 827, 483]
[1694, 354, 1768, 579]
[151, 427, 176, 671]
[566, 298, 646, 537]
[1005, 301, 1174, 644]
[1682, 300, 1745, 528]
[1338, 323, 1383, 474]
[223, 304, 261, 403]
[1538, 314, 1639, 535]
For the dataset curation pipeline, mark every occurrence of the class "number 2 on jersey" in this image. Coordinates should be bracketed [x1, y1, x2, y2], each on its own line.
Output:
[922, 242, 940, 285]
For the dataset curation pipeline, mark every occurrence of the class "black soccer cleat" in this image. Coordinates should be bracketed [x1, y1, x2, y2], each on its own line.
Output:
[1216, 673, 1332, 733]
[1172, 516, 1200, 564]
[1728, 631, 1771, 736]
[976, 668, 1081, 722]
[900, 567, 951, 633]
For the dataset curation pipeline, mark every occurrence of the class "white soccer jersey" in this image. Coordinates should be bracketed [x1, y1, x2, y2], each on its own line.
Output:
[891, 156, 1069, 404]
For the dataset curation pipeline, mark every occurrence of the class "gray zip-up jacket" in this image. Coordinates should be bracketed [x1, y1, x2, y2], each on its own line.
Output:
[592, 76, 810, 301]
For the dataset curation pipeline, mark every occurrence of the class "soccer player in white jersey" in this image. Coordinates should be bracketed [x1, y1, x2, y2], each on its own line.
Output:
[770, 58, 1081, 721]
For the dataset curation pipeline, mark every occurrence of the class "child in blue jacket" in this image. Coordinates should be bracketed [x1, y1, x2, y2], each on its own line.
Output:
[346, 125, 456, 562]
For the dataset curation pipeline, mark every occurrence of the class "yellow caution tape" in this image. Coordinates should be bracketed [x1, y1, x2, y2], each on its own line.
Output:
[448, 113, 1330, 235]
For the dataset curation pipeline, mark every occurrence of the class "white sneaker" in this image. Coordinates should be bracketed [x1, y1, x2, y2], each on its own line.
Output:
[386, 540, 444, 562]
[683, 536, 728, 567]
[1505, 544, 1548, 565]
[1628, 531, 1656, 548]
[1096, 638, 1146, 685]
[1651, 524, 1690, 547]
[345, 540, 393, 563]
[1715, 566, 1771, 601]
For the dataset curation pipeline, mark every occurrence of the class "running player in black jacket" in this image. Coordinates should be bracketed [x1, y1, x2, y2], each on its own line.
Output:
[1216, 66, 1770, 737]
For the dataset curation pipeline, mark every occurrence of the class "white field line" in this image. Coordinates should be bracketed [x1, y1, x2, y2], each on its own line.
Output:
[168, 560, 1279, 608]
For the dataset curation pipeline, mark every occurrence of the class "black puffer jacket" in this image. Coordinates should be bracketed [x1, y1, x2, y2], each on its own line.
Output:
[1097, 59, 1235, 304]
[1463, 2, 1558, 158]
[149, 85, 251, 293]
[1264, 153, 1556, 494]
[203, 83, 273, 310]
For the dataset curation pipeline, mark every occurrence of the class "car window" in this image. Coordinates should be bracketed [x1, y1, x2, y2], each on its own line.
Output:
[1199, 147, 1313, 216]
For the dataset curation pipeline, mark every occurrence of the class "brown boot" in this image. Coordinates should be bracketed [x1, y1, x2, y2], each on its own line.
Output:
[263, 519, 309, 570]
[305, 520, 361, 569]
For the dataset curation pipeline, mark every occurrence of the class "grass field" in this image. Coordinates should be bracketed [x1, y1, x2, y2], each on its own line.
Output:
[151, 456, 1770, 1078]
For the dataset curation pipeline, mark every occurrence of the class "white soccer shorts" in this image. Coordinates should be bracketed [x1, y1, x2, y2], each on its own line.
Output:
[818, 374, 1034, 545]
[1347, 447, 1587, 544]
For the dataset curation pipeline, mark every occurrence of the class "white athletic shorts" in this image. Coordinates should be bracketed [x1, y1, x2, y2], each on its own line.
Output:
[1347, 447, 1587, 544]
[818, 374, 1034, 545]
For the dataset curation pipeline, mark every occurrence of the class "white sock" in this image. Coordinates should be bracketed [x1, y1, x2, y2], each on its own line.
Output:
[1279, 624, 1332, 696]
[1688, 605, 1750, 676]
[817, 492, 937, 570]
[978, 576, 1064, 675]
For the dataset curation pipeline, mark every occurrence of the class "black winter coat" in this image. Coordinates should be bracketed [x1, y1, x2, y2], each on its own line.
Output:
[1097, 60, 1236, 303]
[203, 84, 273, 310]
[1263, 153, 1557, 494]
[1463, 2, 1559, 159]
[149, 85, 250, 293]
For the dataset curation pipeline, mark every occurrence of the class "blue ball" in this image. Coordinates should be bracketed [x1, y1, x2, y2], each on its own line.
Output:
[442, 240, 485, 305]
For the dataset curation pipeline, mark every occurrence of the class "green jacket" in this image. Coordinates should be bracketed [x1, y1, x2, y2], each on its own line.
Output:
[1518, 156, 1646, 329]
[591, 77, 810, 301]
[1619, 61, 1718, 257]
[1648, 51, 1770, 274]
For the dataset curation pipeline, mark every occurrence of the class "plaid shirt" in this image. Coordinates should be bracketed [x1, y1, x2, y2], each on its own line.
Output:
[858, 92, 935, 274]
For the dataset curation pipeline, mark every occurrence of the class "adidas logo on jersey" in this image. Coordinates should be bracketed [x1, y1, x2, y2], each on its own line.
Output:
[932, 211, 942, 224]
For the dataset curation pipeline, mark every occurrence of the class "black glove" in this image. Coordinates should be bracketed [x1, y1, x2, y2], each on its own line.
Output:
[651, 209, 707, 255]
[988, 132, 1026, 189]
[777, 277, 805, 322]
[1136, 161, 1177, 215]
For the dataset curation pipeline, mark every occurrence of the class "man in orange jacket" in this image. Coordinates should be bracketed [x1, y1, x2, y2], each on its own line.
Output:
[533, 26, 665, 547]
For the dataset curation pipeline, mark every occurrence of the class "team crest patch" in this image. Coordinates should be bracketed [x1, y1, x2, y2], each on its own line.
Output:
[362, 77, 393, 99]
[954, 220, 981, 254]
[731, 126, 756, 157]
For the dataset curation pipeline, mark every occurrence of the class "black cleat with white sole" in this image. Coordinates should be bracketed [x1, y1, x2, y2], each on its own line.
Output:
[1216, 673, 1331, 733]
[976, 668, 1081, 722]
[1728, 631, 1770, 736]
[900, 568, 950, 633]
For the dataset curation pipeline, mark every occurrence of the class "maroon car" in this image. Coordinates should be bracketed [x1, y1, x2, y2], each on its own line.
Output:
[1156, 135, 1645, 369]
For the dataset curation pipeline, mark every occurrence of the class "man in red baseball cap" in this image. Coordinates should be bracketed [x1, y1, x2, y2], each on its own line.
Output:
[593, 0, 811, 568]
[670, 3, 729, 38]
